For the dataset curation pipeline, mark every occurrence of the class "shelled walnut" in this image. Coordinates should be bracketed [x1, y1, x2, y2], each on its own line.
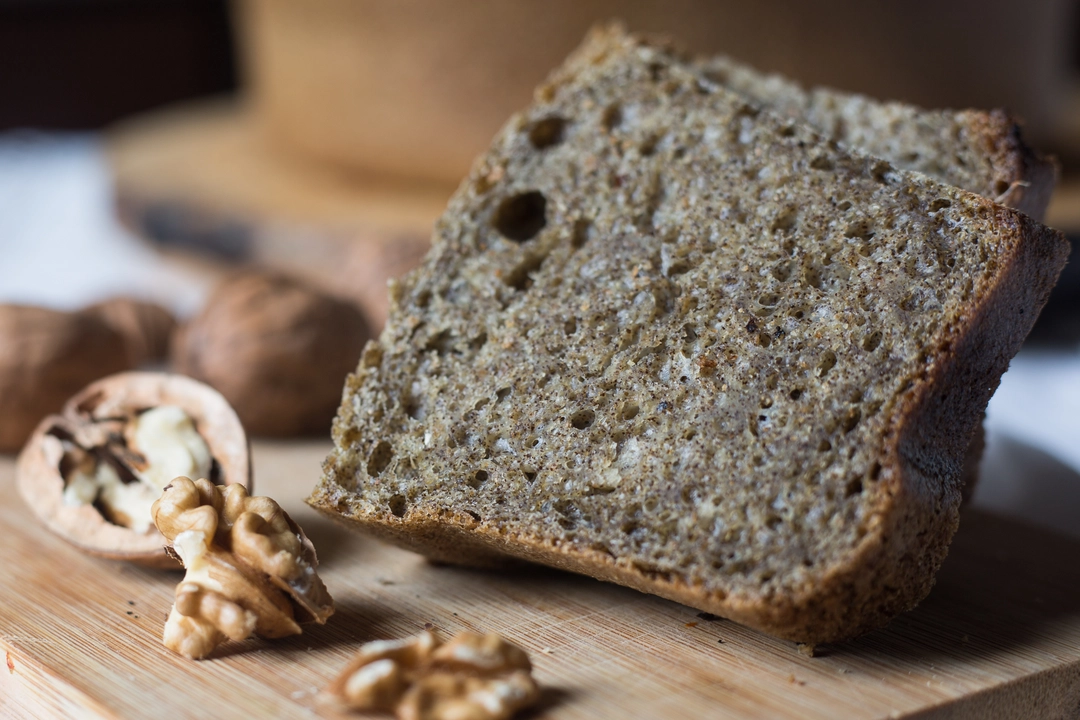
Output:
[172, 272, 370, 437]
[152, 476, 334, 659]
[327, 629, 539, 720]
[16, 371, 250, 566]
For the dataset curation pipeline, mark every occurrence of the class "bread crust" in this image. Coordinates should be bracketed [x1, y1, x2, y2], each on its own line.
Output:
[973, 109, 1058, 221]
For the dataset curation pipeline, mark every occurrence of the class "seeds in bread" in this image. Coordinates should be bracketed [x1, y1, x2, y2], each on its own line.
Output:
[310, 27, 1068, 643]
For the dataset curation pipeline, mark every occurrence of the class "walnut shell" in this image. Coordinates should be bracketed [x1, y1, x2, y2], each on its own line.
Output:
[0, 305, 131, 453]
[16, 371, 251, 567]
[172, 273, 371, 437]
[84, 297, 177, 366]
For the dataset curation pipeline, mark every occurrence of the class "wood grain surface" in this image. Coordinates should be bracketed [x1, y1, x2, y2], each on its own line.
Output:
[2, 441, 1080, 719]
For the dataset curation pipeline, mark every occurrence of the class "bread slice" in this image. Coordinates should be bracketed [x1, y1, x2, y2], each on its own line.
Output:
[310, 27, 1068, 643]
[698, 55, 1056, 221]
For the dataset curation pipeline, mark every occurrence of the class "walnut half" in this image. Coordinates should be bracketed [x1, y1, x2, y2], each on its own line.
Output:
[152, 477, 334, 660]
[16, 371, 250, 566]
[326, 629, 539, 720]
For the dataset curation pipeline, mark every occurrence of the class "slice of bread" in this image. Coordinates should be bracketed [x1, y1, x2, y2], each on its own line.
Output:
[310, 27, 1068, 643]
[698, 55, 1056, 221]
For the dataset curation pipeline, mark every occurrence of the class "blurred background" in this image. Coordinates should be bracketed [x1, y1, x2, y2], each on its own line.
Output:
[1, 0, 1079, 533]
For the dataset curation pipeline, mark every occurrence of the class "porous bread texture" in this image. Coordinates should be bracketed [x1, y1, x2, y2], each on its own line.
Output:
[698, 54, 1056, 221]
[311, 27, 1069, 643]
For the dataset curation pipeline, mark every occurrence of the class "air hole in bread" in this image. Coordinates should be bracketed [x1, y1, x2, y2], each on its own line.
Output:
[758, 293, 780, 307]
[504, 252, 547, 291]
[367, 441, 393, 477]
[789, 388, 804, 400]
[666, 259, 692, 277]
[870, 161, 894, 184]
[816, 350, 837, 378]
[528, 116, 568, 149]
[493, 191, 547, 242]
[602, 103, 623, 132]
[818, 439, 832, 452]
[468, 470, 489, 489]
[929, 198, 952, 212]
[772, 263, 792, 282]
[388, 494, 407, 518]
[564, 317, 578, 335]
[862, 330, 882, 352]
[810, 155, 834, 171]
[425, 329, 456, 355]
[571, 219, 593, 249]
[842, 409, 862, 434]
[844, 220, 874, 240]
[845, 478, 864, 497]
[640, 133, 663, 156]
[570, 408, 596, 430]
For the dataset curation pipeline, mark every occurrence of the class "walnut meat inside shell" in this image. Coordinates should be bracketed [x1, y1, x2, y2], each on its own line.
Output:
[152, 476, 334, 659]
[16, 371, 251, 566]
[172, 273, 371, 437]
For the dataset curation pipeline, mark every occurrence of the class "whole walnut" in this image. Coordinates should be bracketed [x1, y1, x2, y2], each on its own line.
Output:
[172, 273, 371, 437]
[0, 305, 130, 452]
[85, 298, 177, 366]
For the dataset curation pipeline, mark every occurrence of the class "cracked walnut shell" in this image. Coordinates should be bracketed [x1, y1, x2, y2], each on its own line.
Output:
[327, 629, 539, 720]
[153, 476, 334, 659]
[16, 372, 250, 566]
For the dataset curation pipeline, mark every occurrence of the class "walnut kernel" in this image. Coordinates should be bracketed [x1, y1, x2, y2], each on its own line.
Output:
[327, 629, 539, 720]
[152, 477, 334, 659]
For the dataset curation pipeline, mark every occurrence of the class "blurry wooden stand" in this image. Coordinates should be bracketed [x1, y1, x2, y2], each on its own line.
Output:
[106, 100, 449, 330]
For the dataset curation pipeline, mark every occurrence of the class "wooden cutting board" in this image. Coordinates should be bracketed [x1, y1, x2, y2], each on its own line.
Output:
[2, 441, 1079, 719]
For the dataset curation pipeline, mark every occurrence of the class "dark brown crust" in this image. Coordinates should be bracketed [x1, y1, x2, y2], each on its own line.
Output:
[974, 108, 1058, 221]
[311, 203, 1067, 643]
